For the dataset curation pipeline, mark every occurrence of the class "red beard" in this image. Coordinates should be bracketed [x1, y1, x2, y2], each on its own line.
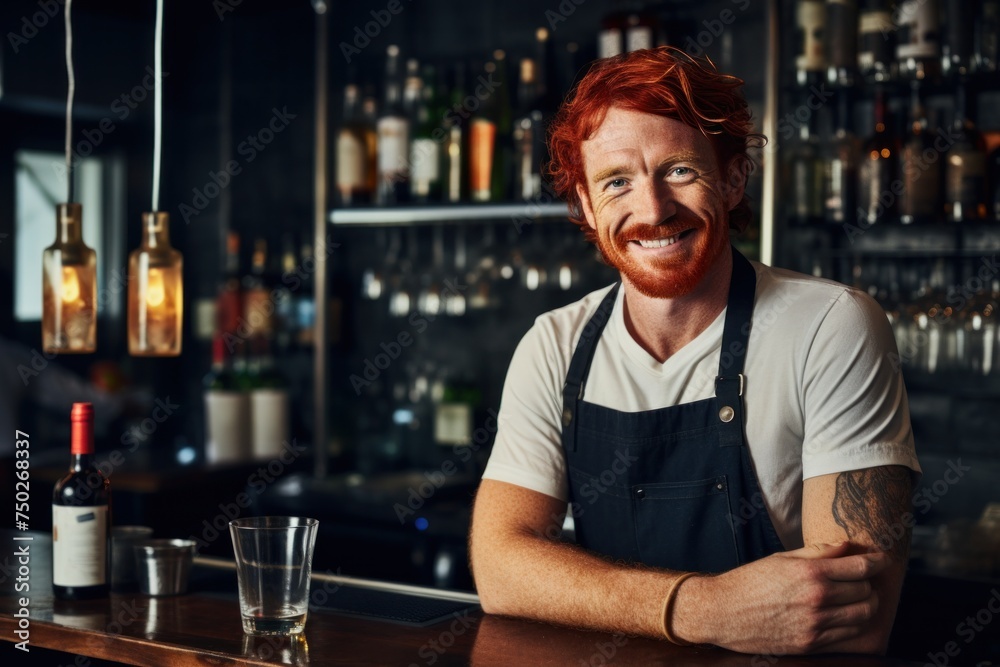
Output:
[594, 215, 729, 299]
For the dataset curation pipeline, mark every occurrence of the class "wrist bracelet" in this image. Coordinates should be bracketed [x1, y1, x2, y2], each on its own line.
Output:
[661, 572, 698, 645]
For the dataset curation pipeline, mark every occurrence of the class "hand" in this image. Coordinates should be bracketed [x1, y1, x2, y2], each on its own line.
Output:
[672, 541, 889, 655]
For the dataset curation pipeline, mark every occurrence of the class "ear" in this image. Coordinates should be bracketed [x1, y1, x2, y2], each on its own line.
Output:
[721, 157, 748, 210]
[575, 182, 598, 231]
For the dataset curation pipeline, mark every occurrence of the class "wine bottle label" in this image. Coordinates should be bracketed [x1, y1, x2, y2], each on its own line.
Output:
[469, 119, 497, 201]
[626, 27, 653, 53]
[204, 391, 251, 463]
[250, 389, 289, 460]
[336, 131, 365, 189]
[52, 504, 108, 587]
[435, 402, 472, 446]
[410, 138, 441, 194]
[377, 116, 409, 177]
[897, 0, 940, 60]
[599, 28, 623, 59]
[795, 0, 826, 72]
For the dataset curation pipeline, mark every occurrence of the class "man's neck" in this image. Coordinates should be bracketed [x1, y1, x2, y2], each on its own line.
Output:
[620, 248, 734, 364]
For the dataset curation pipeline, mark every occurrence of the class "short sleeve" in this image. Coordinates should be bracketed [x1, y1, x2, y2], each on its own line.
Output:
[800, 289, 921, 479]
[481, 318, 570, 501]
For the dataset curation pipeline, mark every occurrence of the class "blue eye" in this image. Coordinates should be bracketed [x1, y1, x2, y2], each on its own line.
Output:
[608, 178, 627, 189]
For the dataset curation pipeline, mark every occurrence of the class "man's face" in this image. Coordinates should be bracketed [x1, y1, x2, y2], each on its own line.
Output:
[576, 107, 743, 299]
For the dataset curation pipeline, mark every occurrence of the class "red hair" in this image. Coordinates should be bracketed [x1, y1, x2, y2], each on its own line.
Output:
[547, 46, 764, 235]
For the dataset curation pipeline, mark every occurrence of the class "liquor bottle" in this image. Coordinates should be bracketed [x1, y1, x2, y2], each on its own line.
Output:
[242, 238, 273, 343]
[825, 0, 859, 87]
[598, 0, 627, 59]
[941, 0, 975, 79]
[336, 84, 376, 206]
[442, 63, 467, 203]
[624, 1, 657, 53]
[203, 332, 251, 464]
[858, 0, 896, 82]
[127, 212, 183, 357]
[295, 241, 316, 349]
[784, 112, 824, 223]
[469, 58, 497, 203]
[433, 370, 483, 448]
[247, 336, 289, 461]
[42, 203, 97, 354]
[491, 50, 513, 202]
[896, 0, 941, 81]
[991, 145, 1000, 221]
[513, 57, 545, 201]
[274, 233, 297, 354]
[945, 82, 989, 222]
[410, 64, 443, 203]
[794, 0, 826, 86]
[52, 403, 110, 600]
[975, 0, 1000, 74]
[823, 91, 860, 224]
[858, 87, 900, 224]
[376, 45, 410, 205]
[217, 231, 242, 340]
[899, 83, 942, 224]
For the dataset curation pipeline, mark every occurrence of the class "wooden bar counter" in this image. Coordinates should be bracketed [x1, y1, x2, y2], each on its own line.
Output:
[1, 531, 934, 666]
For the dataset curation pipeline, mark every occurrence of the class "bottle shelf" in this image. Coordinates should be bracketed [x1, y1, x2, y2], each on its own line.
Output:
[329, 202, 570, 226]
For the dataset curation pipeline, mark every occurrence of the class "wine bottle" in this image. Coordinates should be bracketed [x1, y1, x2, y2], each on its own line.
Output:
[242, 238, 273, 343]
[598, 0, 627, 59]
[824, 91, 860, 224]
[794, 0, 826, 86]
[443, 63, 467, 203]
[896, 0, 941, 81]
[624, 1, 657, 53]
[899, 83, 942, 224]
[945, 82, 989, 222]
[858, 0, 896, 83]
[295, 241, 316, 349]
[336, 84, 376, 206]
[52, 403, 110, 600]
[858, 87, 900, 224]
[491, 50, 513, 202]
[410, 64, 443, 203]
[203, 332, 251, 464]
[825, 0, 859, 87]
[376, 45, 410, 205]
[247, 335, 290, 461]
[216, 230, 243, 340]
[513, 57, 545, 201]
[941, 0, 975, 79]
[784, 112, 824, 223]
[975, 0, 999, 74]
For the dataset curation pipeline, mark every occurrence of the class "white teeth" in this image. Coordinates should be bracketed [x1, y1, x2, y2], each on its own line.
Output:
[637, 234, 680, 249]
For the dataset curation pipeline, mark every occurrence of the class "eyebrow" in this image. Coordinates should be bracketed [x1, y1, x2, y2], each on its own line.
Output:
[589, 151, 708, 185]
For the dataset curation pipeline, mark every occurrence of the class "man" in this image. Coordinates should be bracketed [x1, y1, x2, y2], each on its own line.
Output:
[470, 47, 920, 655]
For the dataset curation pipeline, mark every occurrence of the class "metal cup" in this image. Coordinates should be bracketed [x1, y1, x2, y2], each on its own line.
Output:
[134, 539, 197, 596]
[112, 525, 154, 589]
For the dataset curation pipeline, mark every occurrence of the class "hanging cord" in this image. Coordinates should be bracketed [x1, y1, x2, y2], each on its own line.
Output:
[64, 0, 74, 203]
[152, 0, 163, 211]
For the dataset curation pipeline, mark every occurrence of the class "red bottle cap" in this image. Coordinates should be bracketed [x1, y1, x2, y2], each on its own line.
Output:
[70, 402, 94, 455]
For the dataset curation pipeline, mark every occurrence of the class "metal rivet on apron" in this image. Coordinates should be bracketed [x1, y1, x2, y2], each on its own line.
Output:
[716, 482, 724, 491]
[562, 409, 573, 427]
[719, 405, 735, 422]
[636, 489, 645, 499]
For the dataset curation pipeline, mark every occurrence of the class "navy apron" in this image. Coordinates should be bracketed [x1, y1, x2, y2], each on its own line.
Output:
[560, 246, 785, 573]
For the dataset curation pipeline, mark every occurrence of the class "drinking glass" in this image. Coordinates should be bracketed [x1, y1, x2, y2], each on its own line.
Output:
[229, 516, 319, 636]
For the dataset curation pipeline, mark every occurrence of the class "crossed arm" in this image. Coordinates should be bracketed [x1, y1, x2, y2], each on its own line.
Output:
[469, 465, 912, 655]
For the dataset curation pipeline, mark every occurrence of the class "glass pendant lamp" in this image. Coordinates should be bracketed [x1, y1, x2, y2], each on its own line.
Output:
[128, 0, 183, 356]
[43, 0, 96, 354]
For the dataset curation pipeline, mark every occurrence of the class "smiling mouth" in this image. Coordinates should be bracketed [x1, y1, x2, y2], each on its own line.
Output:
[630, 229, 693, 248]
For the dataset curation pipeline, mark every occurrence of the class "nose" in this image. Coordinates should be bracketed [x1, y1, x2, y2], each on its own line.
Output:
[633, 179, 677, 225]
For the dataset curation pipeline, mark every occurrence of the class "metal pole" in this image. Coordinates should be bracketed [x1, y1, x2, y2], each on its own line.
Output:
[760, 0, 780, 267]
[312, 0, 329, 479]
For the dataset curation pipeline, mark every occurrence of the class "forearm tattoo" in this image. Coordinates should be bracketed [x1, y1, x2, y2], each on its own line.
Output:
[832, 466, 913, 561]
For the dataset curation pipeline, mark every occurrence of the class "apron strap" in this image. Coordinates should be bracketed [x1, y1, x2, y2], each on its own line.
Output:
[561, 283, 620, 453]
[715, 247, 757, 448]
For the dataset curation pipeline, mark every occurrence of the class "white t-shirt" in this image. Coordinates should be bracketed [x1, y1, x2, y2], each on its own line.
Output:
[482, 262, 921, 550]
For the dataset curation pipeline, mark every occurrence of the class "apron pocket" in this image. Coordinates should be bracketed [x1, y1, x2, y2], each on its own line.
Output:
[631, 476, 740, 573]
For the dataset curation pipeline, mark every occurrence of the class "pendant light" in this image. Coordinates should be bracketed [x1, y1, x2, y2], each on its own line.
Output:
[42, 0, 97, 354]
[128, 0, 183, 357]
